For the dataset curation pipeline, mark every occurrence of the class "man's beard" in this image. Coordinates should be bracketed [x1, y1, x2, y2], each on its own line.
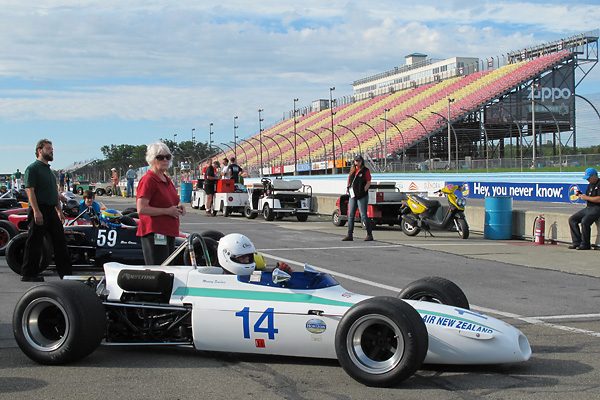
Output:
[42, 152, 53, 162]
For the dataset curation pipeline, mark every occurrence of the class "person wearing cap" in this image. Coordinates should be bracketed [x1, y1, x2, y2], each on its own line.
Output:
[111, 167, 119, 197]
[568, 167, 600, 250]
[342, 155, 373, 242]
[125, 164, 137, 198]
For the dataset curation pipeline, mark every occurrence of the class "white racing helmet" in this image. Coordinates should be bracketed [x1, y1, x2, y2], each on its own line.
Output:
[217, 233, 256, 275]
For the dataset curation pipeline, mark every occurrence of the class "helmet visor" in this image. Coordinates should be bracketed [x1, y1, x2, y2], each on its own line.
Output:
[231, 253, 254, 264]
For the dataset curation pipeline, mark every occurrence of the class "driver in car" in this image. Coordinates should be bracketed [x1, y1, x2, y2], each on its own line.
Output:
[217, 233, 291, 276]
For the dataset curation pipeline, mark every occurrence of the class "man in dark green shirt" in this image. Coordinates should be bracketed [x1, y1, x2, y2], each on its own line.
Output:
[21, 139, 72, 282]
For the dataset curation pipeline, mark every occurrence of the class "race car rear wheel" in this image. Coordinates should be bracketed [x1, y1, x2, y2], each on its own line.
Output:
[6, 232, 52, 275]
[13, 280, 106, 365]
[332, 210, 346, 227]
[0, 220, 19, 256]
[398, 276, 470, 309]
[296, 213, 308, 222]
[263, 204, 275, 221]
[335, 297, 428, 387]
[401, 219, 420, 236]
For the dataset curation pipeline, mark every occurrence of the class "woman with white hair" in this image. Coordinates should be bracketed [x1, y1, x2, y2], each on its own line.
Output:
[136, 141, 186, 264]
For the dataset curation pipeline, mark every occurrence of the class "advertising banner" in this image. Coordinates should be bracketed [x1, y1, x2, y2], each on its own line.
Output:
[448, 181, 586, 204]
[297, 163, 311, 172]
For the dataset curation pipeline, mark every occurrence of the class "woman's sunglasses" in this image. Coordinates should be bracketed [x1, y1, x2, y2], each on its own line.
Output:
[156, 154, 172, 161]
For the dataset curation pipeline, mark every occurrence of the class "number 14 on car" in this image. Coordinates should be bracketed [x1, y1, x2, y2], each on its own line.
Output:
[236, 307, 279, 340]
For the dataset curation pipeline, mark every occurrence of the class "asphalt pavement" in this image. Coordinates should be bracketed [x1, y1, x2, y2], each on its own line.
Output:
[1, 195, 599, 399]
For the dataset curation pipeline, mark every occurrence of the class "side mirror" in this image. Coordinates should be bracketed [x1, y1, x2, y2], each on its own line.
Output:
[272, 268, 291, 284]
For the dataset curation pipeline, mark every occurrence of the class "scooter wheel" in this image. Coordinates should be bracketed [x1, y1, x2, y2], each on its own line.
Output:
[401, 219, 420, 236]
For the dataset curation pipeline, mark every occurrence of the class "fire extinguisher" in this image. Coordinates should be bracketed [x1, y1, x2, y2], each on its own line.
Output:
[533, 215, 545, 245]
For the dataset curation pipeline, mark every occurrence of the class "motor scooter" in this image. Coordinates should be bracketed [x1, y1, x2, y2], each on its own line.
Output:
[400, 184, 469, 239]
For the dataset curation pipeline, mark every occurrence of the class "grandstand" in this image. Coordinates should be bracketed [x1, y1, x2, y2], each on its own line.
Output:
[210, 29, 599, 176]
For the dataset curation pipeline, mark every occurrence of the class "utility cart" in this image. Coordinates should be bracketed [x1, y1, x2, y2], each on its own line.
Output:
[244, 178, 313, 221]
[332, 182, 416, 228]
[214, 179, 249, 217]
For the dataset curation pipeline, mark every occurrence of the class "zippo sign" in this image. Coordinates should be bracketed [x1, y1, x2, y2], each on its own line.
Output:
[450, 181, 586, 204]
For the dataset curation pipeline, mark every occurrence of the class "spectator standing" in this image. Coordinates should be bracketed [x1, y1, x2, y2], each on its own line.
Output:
[125, 165, 137, 198]
[221, 157, 230, 178]
[21, 139, 72, 282]
[13, 168, 22, 189]
[568, 168, 600, 250]
[227, 157, 243, 183]
[57, 170, 65, 192]
[342, 155, 373, 242]
[136, 141, 185, 265]
[111, 167, 119, 196]
[65, 171, 71, 191]
[203, 160, 220, 216]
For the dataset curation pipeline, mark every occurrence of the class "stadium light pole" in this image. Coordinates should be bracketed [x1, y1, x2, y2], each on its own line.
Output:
[305, 128, 327, 160]
[447, 98, 455, 168]
[293, 98, 299, 175]
[337, 124, 362, 156]
[250, 136, 269, 176]
[321, 126, 344, 172]
[529, 99, 563, 172]
[263, 136, 283, 176]
[496, 104, 524, 172]
[233, 116, 239, 158]
[383, 109, 390, 171]
[173, 133, 177, 144]
[329, 87, 336, 174]
[359, 121, 384, 164]
[191, 128, 195, 145]
[531, 82, 539, 169]
[461, 107, 489, 173]
[380, 117, 406, 172]
[273, 133, 295, 174]
[240, 139, 259, 176]
[405, 114, 432, 170]
[258, 109, 264, 176]
[229, 141, 247, 166]
[430, 110, 459, 173]
[295, 131, 313, 174]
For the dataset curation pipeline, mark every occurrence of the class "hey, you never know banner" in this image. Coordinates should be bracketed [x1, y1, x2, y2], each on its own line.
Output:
[447, 181, 586, 204]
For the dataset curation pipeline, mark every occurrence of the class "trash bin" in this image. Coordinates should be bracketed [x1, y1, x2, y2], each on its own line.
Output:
[484, 196, 513, 240]
[180, 182, 193, 203]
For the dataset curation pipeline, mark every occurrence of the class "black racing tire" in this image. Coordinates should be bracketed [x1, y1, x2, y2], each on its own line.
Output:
[77, 187, 84, 195]
[120, 215, 137, 227]
[332, 210, 346, 227]
[263, 204, 275, 221]
[244, 206, 257, 219]
[200, 230, 225, 242]
[95, 188, 105, 196]
[121, 207, 137, 215]
[184, 236, 219, 267]
[13, 280, 106, 365]
[398, 276, 470, 309]
[296, 213, 308, 222]
[335, 297, 428, 387]
[0, 220, 19, 256]
[401, 219, 420, 236]
[456, 218, 469, 239]
[6, 233, 52, 275]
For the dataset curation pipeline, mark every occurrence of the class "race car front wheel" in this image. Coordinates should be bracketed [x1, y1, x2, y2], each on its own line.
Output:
[335, 297, 428, 387]
[13, 280, 106, 365]
[398, 276, 470, 309]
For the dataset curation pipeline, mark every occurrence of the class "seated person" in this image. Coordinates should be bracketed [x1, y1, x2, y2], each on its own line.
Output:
[79, 190, 101, 218]
[218, 233, 256, 275]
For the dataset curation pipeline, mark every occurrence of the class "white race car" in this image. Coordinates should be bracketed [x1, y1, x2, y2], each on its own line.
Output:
[12, 234, 531, 387]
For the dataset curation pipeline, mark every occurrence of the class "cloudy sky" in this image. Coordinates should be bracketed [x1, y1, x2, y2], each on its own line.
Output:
[1, 0, 599, 174]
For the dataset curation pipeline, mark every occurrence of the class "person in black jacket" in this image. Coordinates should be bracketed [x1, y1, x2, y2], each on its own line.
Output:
[342, 155, 373, 241]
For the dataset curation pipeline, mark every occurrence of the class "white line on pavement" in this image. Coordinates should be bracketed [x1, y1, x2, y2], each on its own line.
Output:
[260, 251, 600, 339]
